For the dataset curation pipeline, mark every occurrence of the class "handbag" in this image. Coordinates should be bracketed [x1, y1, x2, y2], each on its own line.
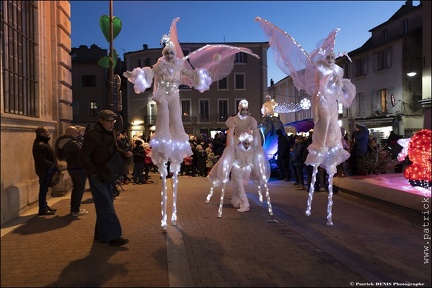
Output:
[47, 165, 61, 188]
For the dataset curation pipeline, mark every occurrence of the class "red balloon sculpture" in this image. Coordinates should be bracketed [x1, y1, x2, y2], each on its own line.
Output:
[398, 129, 431, 189]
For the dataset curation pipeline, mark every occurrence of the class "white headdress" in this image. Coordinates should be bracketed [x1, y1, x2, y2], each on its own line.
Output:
[238, 132, 253, 143]
[161, 34, 175, 55]
[238, 99, 249, 111]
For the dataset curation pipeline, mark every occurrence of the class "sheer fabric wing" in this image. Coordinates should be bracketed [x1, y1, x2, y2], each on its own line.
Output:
[185, 44, 260, 83]
[255, 17, 315, 95]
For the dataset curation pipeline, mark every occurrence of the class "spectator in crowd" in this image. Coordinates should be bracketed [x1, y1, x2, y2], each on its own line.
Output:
[205, 146, 219, 175]
[275, 129, 291, 181]
[32, 126, 58, 216]
[350, 123, 369, 175]
[55, 126, 88, 216]
[387, 130, 404, 172]
[143, 142, 153, 184]
[182, 155, 193, 176]
[291, 135, 307, 190]
[117, 130, 132, 184]
[75, 126, 86, 144]
[79, 110, 132, 246]
[212, 132, 226, 159]
[196, 144, 207, 177]
[132, 139, 145, 184]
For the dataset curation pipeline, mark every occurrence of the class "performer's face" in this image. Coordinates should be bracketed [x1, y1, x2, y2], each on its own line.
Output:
[326, 53, 335, 66]
[242, 141, 251, 150]
[164, 48, 175, 62]
[239, 107, 248, 116]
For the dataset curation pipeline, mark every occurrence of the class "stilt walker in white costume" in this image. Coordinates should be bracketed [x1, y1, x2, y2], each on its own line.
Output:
[256, 17, 356, 225]
[207, 100, 273, 218]
[123, 18, 260, 230]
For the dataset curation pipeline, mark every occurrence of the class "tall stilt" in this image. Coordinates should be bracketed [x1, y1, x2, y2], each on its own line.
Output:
[264, 182, 273, 216]
[306, 165, 318, 216]
[158, 162, 168, 231]
[218, 184, 226, 218]
[326, 170, 335, 226]
[205, 186, 214, 204]
[170, 162, 180, 226]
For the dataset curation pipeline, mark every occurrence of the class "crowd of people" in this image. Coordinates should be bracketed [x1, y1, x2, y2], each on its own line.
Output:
[272, 125, 406, 192]
[120, 131, 225, 180]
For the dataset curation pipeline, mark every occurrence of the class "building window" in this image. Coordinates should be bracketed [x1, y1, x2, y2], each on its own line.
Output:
[146, 103, 157, 125]
[82, 75, 96, 87]
[356, 92, 365, 117]
[379, 89, 388, 113]
[138, 57, 150, 67]
[181, 99, 191, 122]
[342, 61, 350, 79]
[401, 18, 408, 34]
[218, 99, 228, 122]
[354, 56, 367, 77]
[1, 1, 37, 116]
[234, 73, 245, 90]
[375, 48, 392, 71]
[338, 102, 343, 115]
[218, 77, 228, 90]
[199, 99, 210, 122]
[234, 52, 248, 64]
[90, 101, 97, 116]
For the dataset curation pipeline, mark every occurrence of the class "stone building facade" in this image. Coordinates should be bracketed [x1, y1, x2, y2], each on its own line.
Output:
[1, 1, 73, 225]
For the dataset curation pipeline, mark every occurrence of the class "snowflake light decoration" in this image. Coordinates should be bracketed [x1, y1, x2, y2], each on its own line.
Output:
[300, 98, 311, 110]
[274, 102, 302, 113]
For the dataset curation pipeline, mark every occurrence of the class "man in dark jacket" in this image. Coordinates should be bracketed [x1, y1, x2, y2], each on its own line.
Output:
[56, 126, 88, 217]
[275, 129, 291, 181]
[350, 123, 370, 175]
[32, 126, 58, 215]
[79, 110, 132, 246]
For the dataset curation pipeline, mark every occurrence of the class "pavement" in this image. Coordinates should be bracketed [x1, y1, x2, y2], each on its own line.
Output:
[1, 171, 431, 287]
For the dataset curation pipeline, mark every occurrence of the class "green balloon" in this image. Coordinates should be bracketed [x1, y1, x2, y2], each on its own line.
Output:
[99, 15, 122, 42]
[98, 49, 118, 68]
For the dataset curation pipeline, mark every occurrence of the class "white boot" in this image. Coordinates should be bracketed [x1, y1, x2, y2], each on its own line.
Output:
[237, 206, 250, 213]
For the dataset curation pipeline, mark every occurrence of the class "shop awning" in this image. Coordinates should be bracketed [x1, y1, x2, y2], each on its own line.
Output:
[283, 118, 314, 133]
